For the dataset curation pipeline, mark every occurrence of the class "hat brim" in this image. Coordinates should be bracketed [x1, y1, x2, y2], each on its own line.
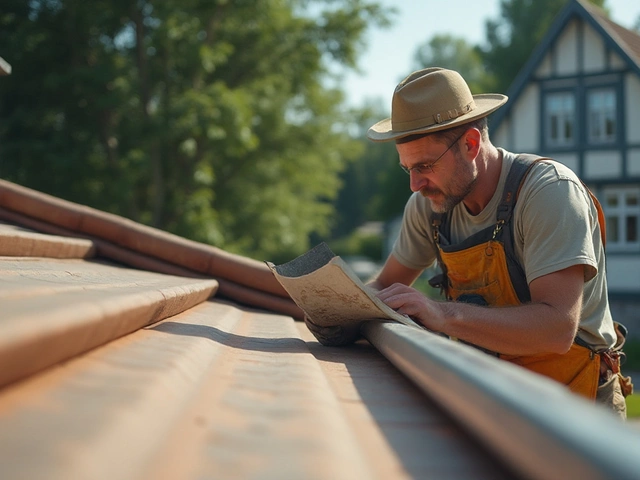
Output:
[366, 94, 508, 143]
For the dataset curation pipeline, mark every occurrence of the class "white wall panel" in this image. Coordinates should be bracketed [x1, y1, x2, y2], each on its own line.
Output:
[512, 85, 539, 151]
[606, 256, 640, 291]
[610, 52, 625, 70]
[556, 21, 579, 75]
[584, 151, 622, 178]
[535, 54, 552, 77]
[628, 149, 640, 176]
[494, 121, 511, 150]
[583, 24, 606, 72]
[549, 154, 579, 174]
[626, 74, 640, 143]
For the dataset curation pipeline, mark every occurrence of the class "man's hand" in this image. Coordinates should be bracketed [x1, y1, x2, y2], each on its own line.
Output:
[304, 315, 361, 346]
[376, 283, 445, 332]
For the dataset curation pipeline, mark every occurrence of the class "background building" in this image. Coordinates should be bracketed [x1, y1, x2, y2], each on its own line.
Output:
[491, 0, 640, 335]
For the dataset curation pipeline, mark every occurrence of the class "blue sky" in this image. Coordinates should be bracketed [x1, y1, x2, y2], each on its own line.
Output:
[342, 0, 640, 108]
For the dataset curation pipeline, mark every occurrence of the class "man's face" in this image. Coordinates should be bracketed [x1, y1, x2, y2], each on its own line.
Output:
[396, 133, 476, 213]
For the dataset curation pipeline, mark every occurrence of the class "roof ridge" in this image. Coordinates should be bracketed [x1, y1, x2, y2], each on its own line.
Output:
[578, 0, 640, 65]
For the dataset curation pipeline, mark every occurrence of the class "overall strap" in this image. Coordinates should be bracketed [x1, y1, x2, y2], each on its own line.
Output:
[496, 154, 540, 225]
[429, 213, 448, 291]
[430, 153, 548, 301]
[498, 153, 547, 303]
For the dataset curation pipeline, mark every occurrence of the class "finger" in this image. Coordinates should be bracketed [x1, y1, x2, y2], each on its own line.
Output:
[378, 291, 416, 309]
[376, 283, 410, 301]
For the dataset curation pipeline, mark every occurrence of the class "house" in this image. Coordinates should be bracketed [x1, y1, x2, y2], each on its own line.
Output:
[490, 0, 640, 335]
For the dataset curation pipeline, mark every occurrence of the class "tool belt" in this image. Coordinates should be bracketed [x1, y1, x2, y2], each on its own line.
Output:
[591, 322, 634, 397]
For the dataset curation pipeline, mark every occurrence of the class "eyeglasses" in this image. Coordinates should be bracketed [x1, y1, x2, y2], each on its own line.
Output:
[399, 131, 466, 175]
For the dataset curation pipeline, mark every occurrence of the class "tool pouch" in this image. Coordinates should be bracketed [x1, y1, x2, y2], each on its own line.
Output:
[601, 322, 634, 397]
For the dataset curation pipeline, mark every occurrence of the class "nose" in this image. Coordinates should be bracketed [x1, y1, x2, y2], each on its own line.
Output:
[409, 171, 428, 193]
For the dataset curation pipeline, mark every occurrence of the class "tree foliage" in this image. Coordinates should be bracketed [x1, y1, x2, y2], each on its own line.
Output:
[412, 34, 491, 94]
[0, 0, 390, 262]
[330, 99, 403, 237]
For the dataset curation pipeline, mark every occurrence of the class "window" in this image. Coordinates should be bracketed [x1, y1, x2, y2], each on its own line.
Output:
[603, 187, 640, 251]
[545, 92, 575, 147]
[587, 89, 616, 144]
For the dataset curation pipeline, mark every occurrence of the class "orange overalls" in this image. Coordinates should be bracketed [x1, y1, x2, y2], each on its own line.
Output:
[431, 155, 605, 399]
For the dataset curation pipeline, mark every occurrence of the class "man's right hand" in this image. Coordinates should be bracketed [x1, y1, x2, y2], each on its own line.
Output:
[304, 314, 361, 346]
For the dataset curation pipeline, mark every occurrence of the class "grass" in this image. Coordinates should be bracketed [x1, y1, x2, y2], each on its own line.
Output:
[627, 394, 640, 418]
[622, 339, 640, 418]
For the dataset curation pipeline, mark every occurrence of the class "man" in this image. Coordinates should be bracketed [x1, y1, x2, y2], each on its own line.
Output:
[306, 67, 631, 418]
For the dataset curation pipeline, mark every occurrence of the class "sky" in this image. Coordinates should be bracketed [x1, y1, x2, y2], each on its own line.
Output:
[342, 0, 640, 108]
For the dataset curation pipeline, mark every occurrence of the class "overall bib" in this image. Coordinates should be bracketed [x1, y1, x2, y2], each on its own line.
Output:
[431, 155, 605, 399]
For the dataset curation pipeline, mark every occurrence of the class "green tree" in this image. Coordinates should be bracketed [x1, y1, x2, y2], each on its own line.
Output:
[412, 34, 491, 93]
[0, 0, 391, 262]
[329, 99, 408, 238]
[481, 0, 607, 93]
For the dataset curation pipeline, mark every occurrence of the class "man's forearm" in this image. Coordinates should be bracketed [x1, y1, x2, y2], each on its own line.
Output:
[435, 300, 578, 356]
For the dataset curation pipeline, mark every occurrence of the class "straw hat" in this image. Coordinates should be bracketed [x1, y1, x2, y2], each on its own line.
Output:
[367, 67, 508, 142]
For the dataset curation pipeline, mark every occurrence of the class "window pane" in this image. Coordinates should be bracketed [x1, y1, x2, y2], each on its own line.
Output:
[606, 195, 618, 207]
[626, 193, 639, 206]
[550, 117, 558, 141]
[546, 92, 574, 145]
[607, 216, 619, 242]
[627, 216, 638, 242]
[605, 118, 615, 137]
[564, 119, 572, 139]
[587, 89, 616, 143]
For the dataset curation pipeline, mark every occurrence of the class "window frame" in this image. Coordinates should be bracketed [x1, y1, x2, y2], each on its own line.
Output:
[543, 90, 576, 148]
[602, 187, 640, 253]
[586, 87, 617, 145]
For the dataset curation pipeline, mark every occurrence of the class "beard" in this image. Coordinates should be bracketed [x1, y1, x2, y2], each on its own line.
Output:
[420, 154, 477, 213]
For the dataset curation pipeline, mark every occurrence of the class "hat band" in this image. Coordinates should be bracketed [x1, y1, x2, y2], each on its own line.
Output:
[393, 101, 476, 131]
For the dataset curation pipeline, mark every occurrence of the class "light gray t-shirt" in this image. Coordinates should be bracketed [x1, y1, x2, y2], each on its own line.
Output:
[392, 148, 616, 350]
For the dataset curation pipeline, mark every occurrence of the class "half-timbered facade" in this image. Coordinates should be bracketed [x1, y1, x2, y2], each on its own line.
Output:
[491, 0, 640, 332]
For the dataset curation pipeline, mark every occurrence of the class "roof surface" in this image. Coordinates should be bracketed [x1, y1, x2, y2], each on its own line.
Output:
[2, 177, 640, 479]
[0, 180, 514, 479]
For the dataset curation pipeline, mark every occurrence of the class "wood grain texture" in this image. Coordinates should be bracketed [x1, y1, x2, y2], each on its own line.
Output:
[0, 257, 218, 388]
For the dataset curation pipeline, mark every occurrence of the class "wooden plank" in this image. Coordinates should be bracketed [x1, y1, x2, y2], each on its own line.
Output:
[297, 324, 512, 479]
[0, 183, 289, 299]
[363, 321, 640, 480]
[0, 222, 95, 258]
[0, 302, 372, 480]
[0, 301, 508, 480]
[0, 257, 218, 389]
[0, 207, 303, 320]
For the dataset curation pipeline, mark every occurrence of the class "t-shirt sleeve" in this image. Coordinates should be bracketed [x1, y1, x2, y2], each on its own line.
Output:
[391, 192, 439, 270]
[517, 166, 599, 285]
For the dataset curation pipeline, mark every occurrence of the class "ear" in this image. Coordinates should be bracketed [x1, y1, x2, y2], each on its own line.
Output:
[463, 128, 481, 159]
